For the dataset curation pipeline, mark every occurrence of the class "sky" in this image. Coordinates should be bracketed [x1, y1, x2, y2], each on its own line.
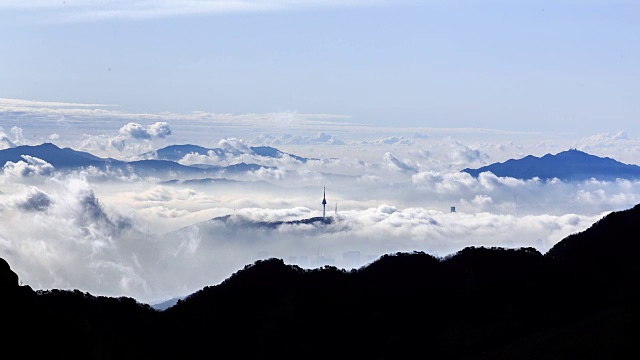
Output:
[0, 0, 638, 134]
[1, 1, 640, 304]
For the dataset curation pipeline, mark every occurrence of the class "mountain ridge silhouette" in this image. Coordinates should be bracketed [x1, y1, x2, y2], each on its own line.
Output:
[145, 143, 315, 163]
[2, 204, 640, 359]
[462, 148, 640, 181]
[0, 143, 280, 178]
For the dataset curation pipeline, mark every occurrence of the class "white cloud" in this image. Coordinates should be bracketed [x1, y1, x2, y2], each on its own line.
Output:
[2, 155, 55, 179]
[0, 97, 114, 108]
[0, 175, 149, 299]
[9, 186, 53, 212]
[10, 126, 26, 146]
[147, 122, 172, 139]
[119, 123, 152, 140]
[384, 152, 418, 173]
[444, 138, 489, 166]
[360, 136, 413, 145]
[178, 150, 221, 166]
[409, 169, 640, 215]
[108, 135, 127, 151]
[0, 126, 28, 149]
[573, 130, 640, 165]
[245, 167, 287, 181]
[471, 194, 493, 207]
[67, 165, 142, 183]
[252, 132, 346, 146]
[581, 130, 630, 143]
[77, 121, 173, 159]
[0, 128, 16, 149]
[132, 186, 205, 203]
[218, 137, 252, 154]
[119, 122, 172, 140]
[79, 133, 153, 158]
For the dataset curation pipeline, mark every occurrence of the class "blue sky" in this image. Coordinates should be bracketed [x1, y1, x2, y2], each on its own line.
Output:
[1, 1, 638, 134]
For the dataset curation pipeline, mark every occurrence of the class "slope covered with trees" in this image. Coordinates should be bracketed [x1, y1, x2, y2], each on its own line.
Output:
[2, 205, 640, 359]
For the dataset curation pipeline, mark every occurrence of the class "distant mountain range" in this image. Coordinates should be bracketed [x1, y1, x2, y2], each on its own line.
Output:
[462, 149, 640, 181]
[146, 144, 315, 163]
[0, 142, 117, 169]
[4, 144, 639, 184]
[3, 204, 640, 359]
[0, 143, 288, 178]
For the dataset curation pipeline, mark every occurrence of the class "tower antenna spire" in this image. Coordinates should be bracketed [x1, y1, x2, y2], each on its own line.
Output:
[322, 186, 327, 218]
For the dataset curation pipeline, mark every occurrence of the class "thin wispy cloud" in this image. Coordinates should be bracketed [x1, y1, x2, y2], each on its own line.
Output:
[0, 98, 543, 154]
[0, 0, 395, 22]
[0, 98, 116, 108]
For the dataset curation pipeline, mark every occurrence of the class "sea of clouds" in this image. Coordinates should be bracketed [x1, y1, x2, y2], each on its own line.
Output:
[1, 98, 640, 303]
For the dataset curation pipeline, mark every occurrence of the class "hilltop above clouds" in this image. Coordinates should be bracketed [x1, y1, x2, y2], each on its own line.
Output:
[463, 149, 640, 182]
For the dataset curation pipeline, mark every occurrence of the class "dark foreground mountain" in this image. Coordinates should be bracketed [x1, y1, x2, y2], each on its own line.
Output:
[462, 148, 640, 181]
[2, 205, 640, 359]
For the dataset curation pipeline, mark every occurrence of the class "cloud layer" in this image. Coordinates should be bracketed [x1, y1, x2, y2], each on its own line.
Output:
[2, 99, 640, 305]
[0, 171, 607, 305]
[1, 157, 632, 305]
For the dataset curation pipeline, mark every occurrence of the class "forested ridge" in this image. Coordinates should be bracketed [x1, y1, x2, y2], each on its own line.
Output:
[2, 205, 640, 359]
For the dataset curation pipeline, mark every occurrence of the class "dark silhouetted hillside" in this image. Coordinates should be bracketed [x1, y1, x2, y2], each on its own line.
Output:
[462, 149, 640, 181]
[3, 204, 640, 359]
[546, 204, 640, 304]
